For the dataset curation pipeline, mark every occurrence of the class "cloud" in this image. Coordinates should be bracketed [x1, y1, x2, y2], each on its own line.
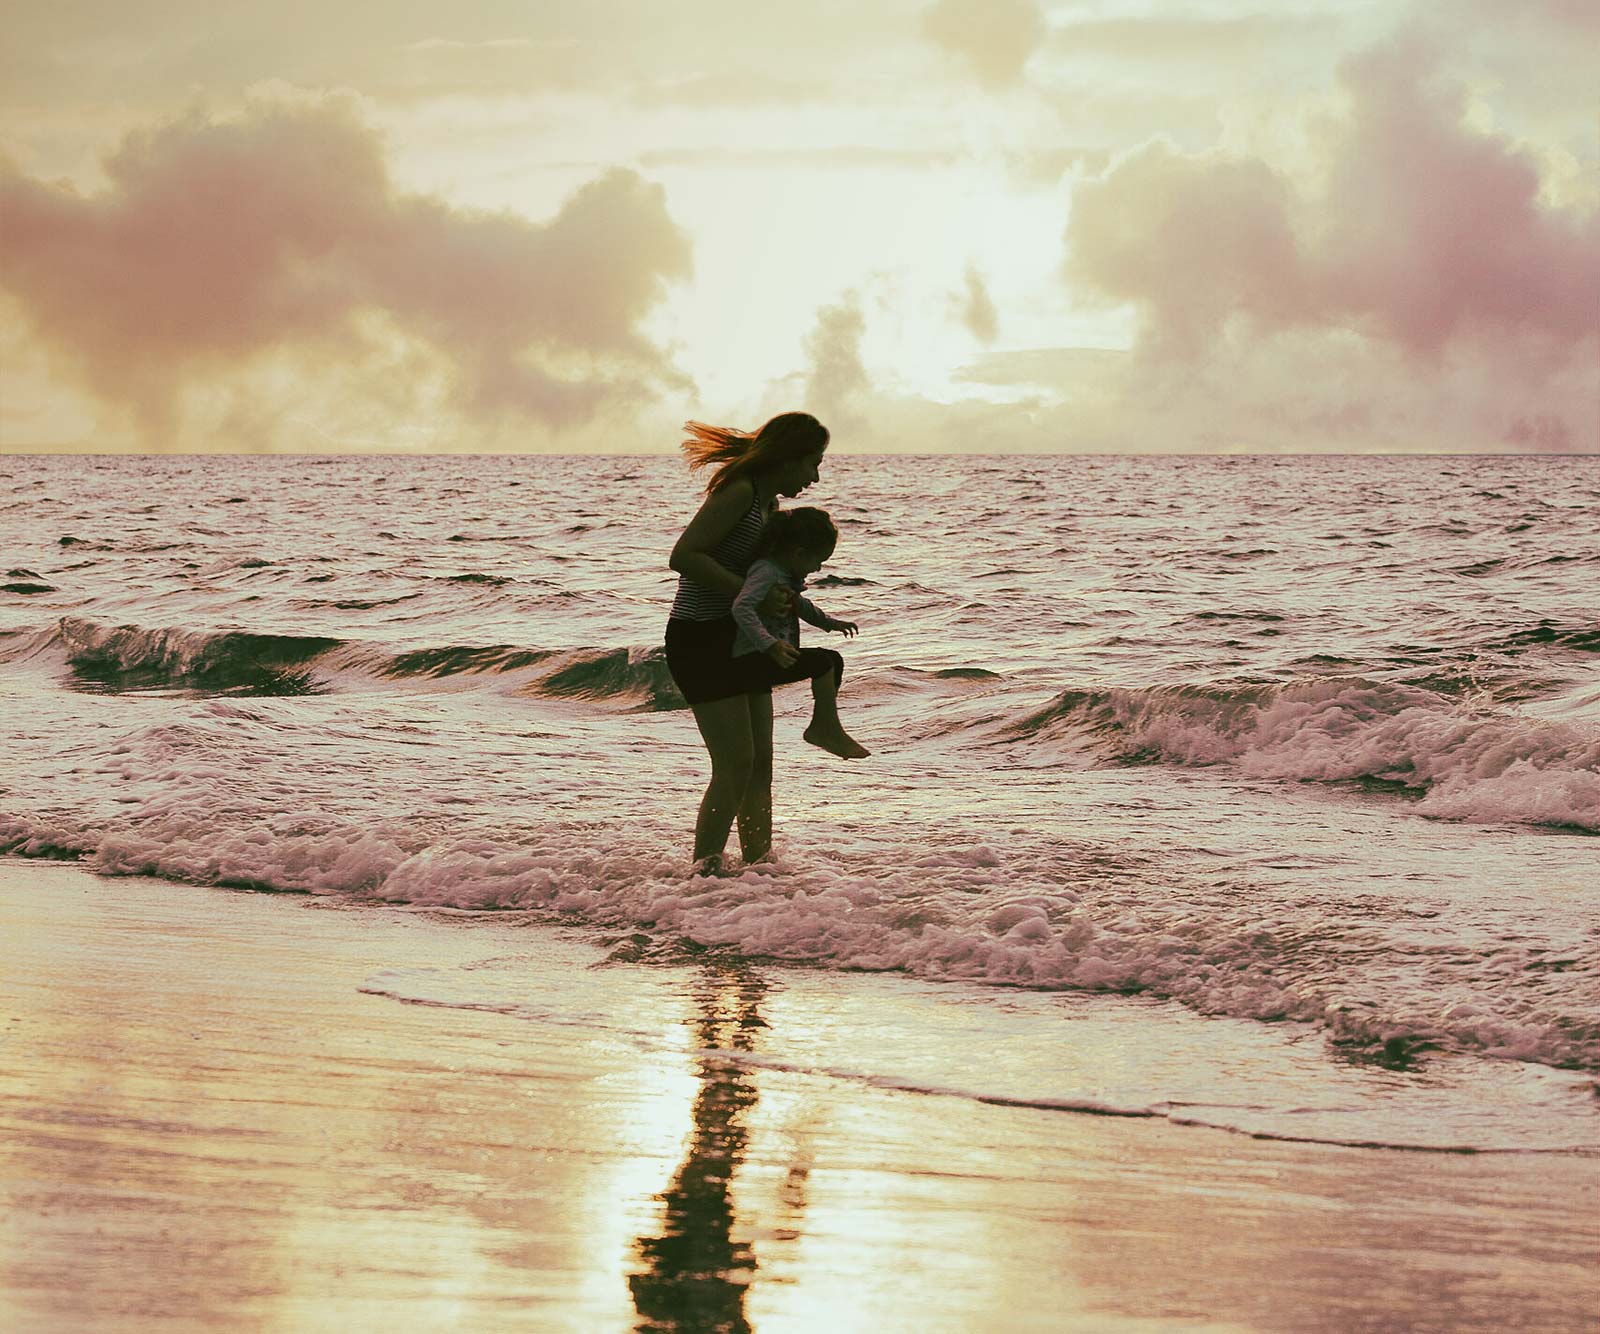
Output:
[1064, 33, 1599, 449]
[1048, 14, 1346, 63]
[1067, 143, 1308, 357]
[632, 72, 831, 109]
[1460, 0, 1600, 33]
[923, 0, 1045, 90]
[801, 292, 868, 428]
[1069, 35, 1600, 355]
[955, 265, 998, 344]
[1317, 38, 1597, 351]
[358, 37, 603, 100]
[636, 145, 965, 171]
[954, 346, 1123, 389]
[0, 96, 693, 446]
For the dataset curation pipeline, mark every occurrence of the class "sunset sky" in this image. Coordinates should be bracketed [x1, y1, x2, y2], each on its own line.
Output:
[2, 0, 1596, 454]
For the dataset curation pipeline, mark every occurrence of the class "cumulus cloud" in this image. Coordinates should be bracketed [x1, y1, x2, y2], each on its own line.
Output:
[1317, 39, 1597, 351]
[1068, 145, 1308, 357]
[0, 96, 692, 446]
[801, 292, 868, 428]
[923, 0, 1046, 90]
[1065, 34, 1600, 449]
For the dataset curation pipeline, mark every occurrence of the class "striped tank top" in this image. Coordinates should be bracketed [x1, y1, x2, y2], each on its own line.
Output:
[668, 495, 769, 621]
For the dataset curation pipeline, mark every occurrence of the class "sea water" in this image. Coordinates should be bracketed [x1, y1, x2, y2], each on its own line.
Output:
[2, 452, 1596, 1154]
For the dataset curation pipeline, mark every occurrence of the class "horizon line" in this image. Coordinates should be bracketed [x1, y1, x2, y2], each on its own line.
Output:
[4, 448, 1598, 460]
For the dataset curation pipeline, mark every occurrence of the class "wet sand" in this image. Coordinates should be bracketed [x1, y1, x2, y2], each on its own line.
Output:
[2, 861, 1595, 1332]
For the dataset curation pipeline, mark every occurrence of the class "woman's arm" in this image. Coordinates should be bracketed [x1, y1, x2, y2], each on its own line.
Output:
[669, 479, 758, 599]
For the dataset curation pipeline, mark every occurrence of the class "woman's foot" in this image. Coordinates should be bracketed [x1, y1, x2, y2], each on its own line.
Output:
[691, 853, 727, 878]
[803, 723, 870, 759]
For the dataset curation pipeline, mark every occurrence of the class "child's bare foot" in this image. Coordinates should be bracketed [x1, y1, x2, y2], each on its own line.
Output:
[691, 853, 727, 877]
[804, 723, 870, 759]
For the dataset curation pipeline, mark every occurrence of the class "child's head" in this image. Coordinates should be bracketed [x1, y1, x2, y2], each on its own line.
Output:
[762, 506, 837, 575]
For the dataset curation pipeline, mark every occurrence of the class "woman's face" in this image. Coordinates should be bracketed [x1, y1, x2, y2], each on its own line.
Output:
[774, 450, 824, 498]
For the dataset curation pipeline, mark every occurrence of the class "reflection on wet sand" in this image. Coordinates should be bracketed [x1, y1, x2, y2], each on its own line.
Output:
[4, 869, 1596, 1333]
[629, 965, 773, 1333]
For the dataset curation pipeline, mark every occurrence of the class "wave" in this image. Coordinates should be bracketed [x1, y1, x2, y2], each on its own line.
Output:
[360, 640, 679, 709]
[1005, 677, 1600, 832]
[1, 616, 687, 709]
[1494, 621, 1600, 654]
[47, 617, 341, 695]
[3, 811, 1595, 1077]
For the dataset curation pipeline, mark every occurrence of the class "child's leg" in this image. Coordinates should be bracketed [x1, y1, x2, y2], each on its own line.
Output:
[799, 650, 869, 759]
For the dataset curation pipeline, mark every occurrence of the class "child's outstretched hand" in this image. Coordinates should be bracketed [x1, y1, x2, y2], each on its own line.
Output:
[828, 619, 859, 637]
[767, 639, 799, 667]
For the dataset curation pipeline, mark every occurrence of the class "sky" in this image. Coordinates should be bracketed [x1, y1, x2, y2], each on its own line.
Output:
[1, 0, 1596, 454]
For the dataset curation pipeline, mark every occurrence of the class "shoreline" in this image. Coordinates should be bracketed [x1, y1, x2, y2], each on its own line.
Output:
[3, 860, 1596, 1331]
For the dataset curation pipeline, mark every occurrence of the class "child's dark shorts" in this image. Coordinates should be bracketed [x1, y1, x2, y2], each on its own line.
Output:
[665, 617, 843, 707]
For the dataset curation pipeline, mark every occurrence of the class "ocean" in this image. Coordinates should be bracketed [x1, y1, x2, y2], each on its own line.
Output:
[2, 451, 1596, 1157]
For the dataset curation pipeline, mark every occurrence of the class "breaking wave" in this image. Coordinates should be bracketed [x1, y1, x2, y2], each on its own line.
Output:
[1006, 677, 1600, 831]
[1, 616, 684, 709]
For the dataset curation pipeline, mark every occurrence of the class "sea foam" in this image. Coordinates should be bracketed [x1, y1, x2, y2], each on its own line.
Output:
[1015, 678, 1600, 831]
[4, 807, 1594, 1074]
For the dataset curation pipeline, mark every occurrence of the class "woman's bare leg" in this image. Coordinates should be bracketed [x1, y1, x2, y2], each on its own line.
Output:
[736, 692, 774, 863]
[689, 695, 756, 871]
[804, 667, 870, 759]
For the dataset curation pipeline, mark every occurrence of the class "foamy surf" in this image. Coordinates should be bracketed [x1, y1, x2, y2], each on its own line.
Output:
[5, 801, 1596, 1076]
[1009, 677, 1600, 831]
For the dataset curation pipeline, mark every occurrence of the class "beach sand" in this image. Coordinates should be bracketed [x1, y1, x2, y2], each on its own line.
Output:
[1, 862, 1595, 1333]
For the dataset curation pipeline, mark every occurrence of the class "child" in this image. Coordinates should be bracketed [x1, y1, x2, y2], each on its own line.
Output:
[731, 507, 869, 759]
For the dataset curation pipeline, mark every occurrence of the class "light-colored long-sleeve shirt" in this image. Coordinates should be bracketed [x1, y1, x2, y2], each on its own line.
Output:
[730, 558, 839, 657]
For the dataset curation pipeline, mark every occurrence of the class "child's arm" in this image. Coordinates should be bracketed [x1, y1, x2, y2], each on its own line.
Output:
[796, 595, 829, 629]
[798, 596, 858, 636]
[731, 564, 783, 651]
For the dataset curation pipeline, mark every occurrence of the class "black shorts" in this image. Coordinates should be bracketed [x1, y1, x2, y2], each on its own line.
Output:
[665, 617, 843, 707]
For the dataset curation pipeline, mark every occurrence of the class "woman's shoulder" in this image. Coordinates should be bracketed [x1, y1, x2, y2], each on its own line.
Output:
[729, 476, 772, 516]
[699, 475, 760, 514]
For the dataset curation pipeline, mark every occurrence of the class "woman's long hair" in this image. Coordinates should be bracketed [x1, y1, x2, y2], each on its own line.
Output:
[682, 412, 829, 495]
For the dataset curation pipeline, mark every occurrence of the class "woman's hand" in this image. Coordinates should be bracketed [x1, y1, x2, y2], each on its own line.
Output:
[759, 585, 796, 618]
[829, 619, 859, 637]
[766, 640, 799, 667]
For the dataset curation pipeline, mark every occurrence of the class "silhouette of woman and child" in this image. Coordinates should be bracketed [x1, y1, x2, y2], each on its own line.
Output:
[665, 412, 868, 877]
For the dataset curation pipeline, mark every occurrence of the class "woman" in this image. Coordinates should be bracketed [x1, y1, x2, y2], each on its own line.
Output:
[665, 411, 837, 875]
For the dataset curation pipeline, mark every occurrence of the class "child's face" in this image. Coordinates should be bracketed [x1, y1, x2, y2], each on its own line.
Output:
[781, 545, 826, 577]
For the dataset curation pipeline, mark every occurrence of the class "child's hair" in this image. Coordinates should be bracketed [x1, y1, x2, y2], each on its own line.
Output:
[757, 506, 837, 562]
[681, 412, 830, 495]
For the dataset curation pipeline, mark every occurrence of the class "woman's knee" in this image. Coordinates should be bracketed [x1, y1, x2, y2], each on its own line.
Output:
[693, 696, 757, 791]
[710, 743, 756, 792]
